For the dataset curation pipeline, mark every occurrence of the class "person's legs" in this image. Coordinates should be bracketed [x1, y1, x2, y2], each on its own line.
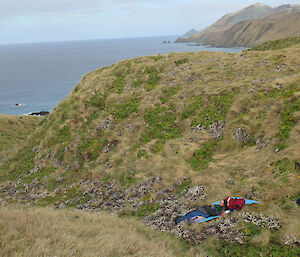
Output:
[175, 210, 207, 224]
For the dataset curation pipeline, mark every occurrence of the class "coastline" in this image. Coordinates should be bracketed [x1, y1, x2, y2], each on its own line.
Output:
[0, 36, 243, 116]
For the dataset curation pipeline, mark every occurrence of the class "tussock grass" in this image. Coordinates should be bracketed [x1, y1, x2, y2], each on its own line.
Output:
[0, 41, 300, 253]
[0, 115, 41, 164]
[0, 205, 208, 257]
[248, 36, 300, 51]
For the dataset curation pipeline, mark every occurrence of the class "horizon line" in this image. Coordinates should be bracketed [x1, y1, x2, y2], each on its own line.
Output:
[0, 34, 180, 47]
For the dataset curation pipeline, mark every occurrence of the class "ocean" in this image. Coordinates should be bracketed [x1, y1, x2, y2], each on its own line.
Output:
[0, 36, 244, 115]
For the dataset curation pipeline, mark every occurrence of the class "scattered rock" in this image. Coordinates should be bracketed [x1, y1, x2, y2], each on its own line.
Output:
[226, 178, 235, 185]
[187, 186, 205, 197]
[53, 158, 63, 167]
[33, 145, 40, 153]
[0, 174, 284, 245]
[233, 127, 249, 143]
[125, 123, 135, 134]
[97, 119, 114, 131]
[209, 121, 226, 138]
[102, 140, 118, 153]
[275, 64, 287, 72]
[284, 235, 300, 247]
[29, 166, 41, 174]
[274, 82, 283, 89]
[64, 145, 71, 152]
[167, 71, 177, 78]
[188, 137, 195, 143]
[255, 134, 270, 151]
[105, 162, 113, 169]
[170, 80, 177, 86]
[238, 212, 280, 230]
[180, 66, 191, 72]
[29, 111, 49, 116]
[193, 124, 205, 132]
[46, 151, 55, 159]
[58, 202, 65, 209]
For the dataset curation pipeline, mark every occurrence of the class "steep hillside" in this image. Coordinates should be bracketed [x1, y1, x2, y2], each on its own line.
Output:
[176, 4, 300, 47]
[182, 29, 199, 38]
[212, 2, 273, 27]
[0, 114, 41, 165]
[0, 43, 300, 254]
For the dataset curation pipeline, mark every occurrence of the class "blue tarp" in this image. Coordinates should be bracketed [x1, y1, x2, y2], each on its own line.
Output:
[182, 197, 259, 223]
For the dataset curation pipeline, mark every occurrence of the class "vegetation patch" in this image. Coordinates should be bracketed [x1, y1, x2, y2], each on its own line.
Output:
[22, 167, 56, 184]
[160, 86, 181, 104]
[87, 112, 100, 124]
[109, 74, 125, 94]
[214, 240, 300, 257]
[248, 36, 300, 51]
[191, 92, 234, 128]
[190, 141, 218, 171]
[144, 67, 160, 91]
[141, 104, 181, 146]
[256, 83, 300, 146]
[118, 170, 136, 188]
[182, 95, 203, 119]
[78, 137, 108, 161]
[137, 150, 149, 159]
[0, 143, 36, 182]
[150, 55, 164, 62]
[150, 140, 165, 154]
[175, 58, 189, 66]
[120, 203, 160, 218]
[36, 186, 83, 207]
[174, 177, 192, 194]
[112, 97, 140, 120]
[272, 158, 298, 177]
[55, 125, 72, 144]
[85, 92, 108, 110]
[240, 223, 261, 238]
[277, 97, 300, 140]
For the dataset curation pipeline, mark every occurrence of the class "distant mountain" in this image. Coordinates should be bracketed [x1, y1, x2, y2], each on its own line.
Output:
[182, 29, 198, 38]
[176, 3, 300, 47]
[215, 2, 273, 27]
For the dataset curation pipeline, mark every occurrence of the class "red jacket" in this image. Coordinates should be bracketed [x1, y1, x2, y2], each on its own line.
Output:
[225, 197, 245, 210]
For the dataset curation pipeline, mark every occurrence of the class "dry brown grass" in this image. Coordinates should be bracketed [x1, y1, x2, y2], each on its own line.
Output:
[0, 205, 208, 257]
[0, 114, 41, 164]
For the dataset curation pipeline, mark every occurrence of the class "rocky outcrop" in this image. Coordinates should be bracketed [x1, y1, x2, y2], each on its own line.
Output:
[29, 111, 49, 116]
[0, 175, 280, 244]
[233, 127, 249, 143]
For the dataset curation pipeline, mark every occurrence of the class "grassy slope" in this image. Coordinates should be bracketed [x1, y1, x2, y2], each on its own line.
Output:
[0, 205, 207, 257]
[0, 42, 300, 255]
[0, 114, 41, 164]
[248, 36, 300, 51]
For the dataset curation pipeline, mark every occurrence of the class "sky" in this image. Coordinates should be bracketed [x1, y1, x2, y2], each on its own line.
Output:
[0, 0, 299, 44]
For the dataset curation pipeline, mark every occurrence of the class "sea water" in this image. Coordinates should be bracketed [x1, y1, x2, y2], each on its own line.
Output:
[0, 36, 243, 115]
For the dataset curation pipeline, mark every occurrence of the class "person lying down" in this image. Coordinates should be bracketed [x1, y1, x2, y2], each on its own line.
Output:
[174, 197, 246, 224]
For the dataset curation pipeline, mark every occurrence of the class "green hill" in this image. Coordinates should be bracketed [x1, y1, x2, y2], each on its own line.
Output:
[0, 41, 299, 255]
